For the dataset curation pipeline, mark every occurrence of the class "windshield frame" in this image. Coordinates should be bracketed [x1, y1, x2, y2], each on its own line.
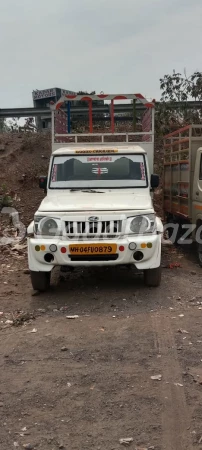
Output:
[49, 153, 149, 190]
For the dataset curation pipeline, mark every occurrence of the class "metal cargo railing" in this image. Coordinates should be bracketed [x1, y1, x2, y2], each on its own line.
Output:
[50, 93, 155, 149]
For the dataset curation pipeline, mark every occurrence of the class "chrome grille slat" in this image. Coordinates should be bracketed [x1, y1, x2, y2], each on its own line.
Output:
[97, 221, 102, 235]
[65, 219, 122, 239]
[110, 221, 114, 234]
[85, 221, 90, 234]
[73, 221, 77, 234]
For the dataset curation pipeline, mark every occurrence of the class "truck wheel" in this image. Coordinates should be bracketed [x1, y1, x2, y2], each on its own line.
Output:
[30, 271, 51, 292]
[196, 223, 202, 267]
[197, 243, 202, 267]
[144, 266, 161, 287]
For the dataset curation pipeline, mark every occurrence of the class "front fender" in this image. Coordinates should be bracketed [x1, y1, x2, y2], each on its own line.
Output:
[156, 216, 163, 234]
[27, 221, 34, 235]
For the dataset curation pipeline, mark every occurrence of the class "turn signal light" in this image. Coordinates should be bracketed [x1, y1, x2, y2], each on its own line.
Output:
[141, 243, 147, 249]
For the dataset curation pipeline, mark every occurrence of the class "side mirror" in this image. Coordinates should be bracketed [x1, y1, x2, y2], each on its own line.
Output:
[39, 176, 47, 192]
[151, 174, 159, 189]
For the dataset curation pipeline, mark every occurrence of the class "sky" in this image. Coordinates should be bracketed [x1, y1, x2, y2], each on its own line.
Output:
[0, 0, 202, 108]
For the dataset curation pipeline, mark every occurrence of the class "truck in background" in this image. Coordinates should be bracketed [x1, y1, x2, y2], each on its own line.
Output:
[27, 93, 163, 291]
[163, 125, 202, 264]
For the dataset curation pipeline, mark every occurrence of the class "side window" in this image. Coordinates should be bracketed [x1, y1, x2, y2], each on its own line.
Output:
[199, 155, 202, 180]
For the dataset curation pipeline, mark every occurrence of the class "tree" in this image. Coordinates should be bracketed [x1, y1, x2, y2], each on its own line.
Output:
[0, 118, 9, 132]
[7, 118, 19, 131]
[76, 90, 98, 107]
[77, 91, 96, 95]
[156, 70, 202, 135]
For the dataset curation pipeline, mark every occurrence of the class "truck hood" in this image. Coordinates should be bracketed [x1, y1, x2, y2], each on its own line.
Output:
[38, 190, 153, 213]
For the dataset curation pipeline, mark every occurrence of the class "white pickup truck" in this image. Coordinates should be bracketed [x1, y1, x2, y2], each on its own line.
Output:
[27, 93, 163, 291]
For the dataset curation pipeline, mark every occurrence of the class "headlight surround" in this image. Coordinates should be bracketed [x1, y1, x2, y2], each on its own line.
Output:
[34, 216, 63, 236]
[129, 214, 156, 234]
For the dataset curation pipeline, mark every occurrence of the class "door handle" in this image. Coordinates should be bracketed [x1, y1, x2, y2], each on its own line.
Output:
[196, 191, 199, 196]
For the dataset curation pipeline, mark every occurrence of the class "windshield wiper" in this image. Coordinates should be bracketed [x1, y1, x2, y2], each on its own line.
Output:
[70, 188, 104, 193]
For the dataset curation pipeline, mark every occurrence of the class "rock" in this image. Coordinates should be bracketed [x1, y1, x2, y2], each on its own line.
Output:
[23, 444, 33, 450]
[0, 144, 5, 152]
[178, 329, 189, 334]
[135, 447, 148, 450]
[5, 320, 13, 325]
[191, 271, 196, 275]
[0, 402, 4, 407]
[24, 269, 30, 275]
[189, 367, 202, 385]
[119, 438, 133, 446]
[13, 311, 35, 326]
[59, 444, 64, 449]
[61, 346, 68, 352]
[66, 315, 79, 319]
[11, 243, 27, 253]
[151, 375, 162, 381]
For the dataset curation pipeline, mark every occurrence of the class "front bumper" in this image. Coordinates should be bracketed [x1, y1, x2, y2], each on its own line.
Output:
[28, 234, 161, 272]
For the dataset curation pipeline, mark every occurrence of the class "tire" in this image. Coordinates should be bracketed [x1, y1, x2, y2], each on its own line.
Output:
[30, 271, 51, 292]
[196, 223, 202, 267]
[197, 242, 202, 267]
[144, 266, 161, 287]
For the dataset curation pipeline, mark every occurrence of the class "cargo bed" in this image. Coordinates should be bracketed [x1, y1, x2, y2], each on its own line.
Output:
[164, 125, 202, 220]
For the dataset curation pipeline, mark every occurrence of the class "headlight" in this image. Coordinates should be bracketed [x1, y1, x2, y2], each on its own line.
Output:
[129, 214, 156, 234]
[34, 216, 62, 236]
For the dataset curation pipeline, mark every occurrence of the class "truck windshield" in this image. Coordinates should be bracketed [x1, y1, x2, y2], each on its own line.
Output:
[50, 154, 148, 189]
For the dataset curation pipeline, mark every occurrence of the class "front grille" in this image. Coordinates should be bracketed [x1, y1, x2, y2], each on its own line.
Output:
[65, 220, 122, 239]
[69, 254, 119, 261]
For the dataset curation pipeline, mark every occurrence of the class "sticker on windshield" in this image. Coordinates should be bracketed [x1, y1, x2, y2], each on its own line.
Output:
[92, 167, 108, 175]
[140, 162, 146, 180]
[51, 164, 57, 182]
[87, 156, 113, 162]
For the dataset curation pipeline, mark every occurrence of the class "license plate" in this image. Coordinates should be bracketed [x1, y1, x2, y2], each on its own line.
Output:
[69, 244, 117, 255]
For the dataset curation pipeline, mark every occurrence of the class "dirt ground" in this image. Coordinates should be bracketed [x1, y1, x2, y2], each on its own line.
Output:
[1, 247, 202, 450]
[1, 133, 202, 450]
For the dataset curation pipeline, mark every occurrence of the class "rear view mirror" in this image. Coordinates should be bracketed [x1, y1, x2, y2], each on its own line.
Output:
[39, 176, 47, 191]
[151, 174, 159, 189]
